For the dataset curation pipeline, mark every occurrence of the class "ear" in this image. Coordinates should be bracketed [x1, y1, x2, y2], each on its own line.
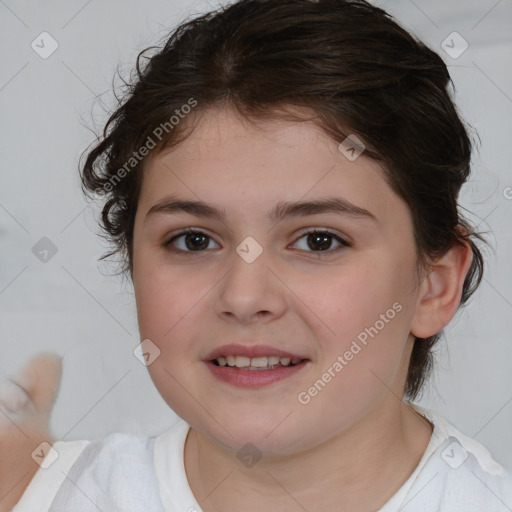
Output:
[410, 239, 473, 339]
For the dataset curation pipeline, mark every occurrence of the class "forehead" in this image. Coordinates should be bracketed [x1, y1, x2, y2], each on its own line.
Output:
[138, 107, 407, 228]
[148, 106, 334, 164]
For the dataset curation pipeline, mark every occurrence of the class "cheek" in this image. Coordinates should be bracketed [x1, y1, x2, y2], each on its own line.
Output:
[306, 258, 406, 340]
[134, 260, 196, 338]
[302, 255, 413, 386]
[133, 262, 215, 376]
[134, 266, 208, 415]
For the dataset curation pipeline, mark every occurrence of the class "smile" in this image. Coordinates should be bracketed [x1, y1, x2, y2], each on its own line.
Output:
[205, 358, 310, 387]
[213, 355, 303, 369]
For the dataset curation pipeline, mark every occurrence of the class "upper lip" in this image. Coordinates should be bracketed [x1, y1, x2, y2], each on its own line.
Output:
[205, 344, 308, 361]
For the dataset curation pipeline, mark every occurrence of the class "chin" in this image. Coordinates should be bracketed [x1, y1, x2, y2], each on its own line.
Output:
[189, 410, 311, 456]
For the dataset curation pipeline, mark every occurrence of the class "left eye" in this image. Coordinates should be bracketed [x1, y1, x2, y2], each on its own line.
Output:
[292, 229, 350, 253]
[164, 228, 350, 254]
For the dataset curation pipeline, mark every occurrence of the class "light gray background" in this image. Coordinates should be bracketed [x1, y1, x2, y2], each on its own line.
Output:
[1, 0, 511, 470]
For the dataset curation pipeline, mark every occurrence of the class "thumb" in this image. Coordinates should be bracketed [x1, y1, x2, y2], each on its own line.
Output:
[9, 352, 62, 414]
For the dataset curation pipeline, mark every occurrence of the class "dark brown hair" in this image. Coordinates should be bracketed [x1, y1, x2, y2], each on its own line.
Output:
[80, 0, 487, 400]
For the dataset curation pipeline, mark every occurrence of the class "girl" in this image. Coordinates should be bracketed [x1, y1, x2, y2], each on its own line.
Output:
[2, 0, 511, 510]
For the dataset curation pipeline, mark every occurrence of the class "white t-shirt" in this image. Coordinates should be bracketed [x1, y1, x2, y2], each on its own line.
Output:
[12, 403, 512, 511]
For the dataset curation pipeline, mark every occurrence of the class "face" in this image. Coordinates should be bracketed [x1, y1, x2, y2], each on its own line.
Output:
[132, 106, 423, 455]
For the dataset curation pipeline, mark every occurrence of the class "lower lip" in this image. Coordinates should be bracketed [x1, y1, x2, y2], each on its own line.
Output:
[204, 360, 309, 387]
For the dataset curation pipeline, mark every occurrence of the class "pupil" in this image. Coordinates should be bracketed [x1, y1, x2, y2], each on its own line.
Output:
[308, 233, 331, 251]
[186, 233, 208, 250]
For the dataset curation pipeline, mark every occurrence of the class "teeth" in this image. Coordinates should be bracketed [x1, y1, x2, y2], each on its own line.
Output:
[250, 357, 268, 368]
[215, 355, 303, 368]
[235, 356, 251, 367]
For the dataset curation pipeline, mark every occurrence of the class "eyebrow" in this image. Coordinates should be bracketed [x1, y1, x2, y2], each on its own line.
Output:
[144, 195, 378, 225]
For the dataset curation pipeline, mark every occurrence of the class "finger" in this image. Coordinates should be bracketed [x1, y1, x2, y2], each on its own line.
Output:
[9, 353, 62, 414]
[0, 379, 29, 414]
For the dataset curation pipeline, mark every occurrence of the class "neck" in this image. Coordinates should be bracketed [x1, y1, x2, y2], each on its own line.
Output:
[184, 401, 433, 512]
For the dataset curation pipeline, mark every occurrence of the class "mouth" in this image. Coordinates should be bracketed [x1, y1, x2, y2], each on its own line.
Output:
[204, 344, 310, 387]
[211, 355, 304, 370]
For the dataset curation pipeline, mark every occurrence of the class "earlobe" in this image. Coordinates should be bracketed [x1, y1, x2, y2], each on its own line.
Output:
[410, 240, 473, 339]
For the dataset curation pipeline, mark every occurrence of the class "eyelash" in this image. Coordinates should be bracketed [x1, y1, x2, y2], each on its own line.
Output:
[164, 228, 351, 256]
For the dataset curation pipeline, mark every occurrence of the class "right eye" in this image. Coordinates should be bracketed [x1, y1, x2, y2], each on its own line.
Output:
[164, 229, 220, 253]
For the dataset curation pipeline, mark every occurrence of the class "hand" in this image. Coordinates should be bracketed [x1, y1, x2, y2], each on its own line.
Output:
[0, 353, 62, 512]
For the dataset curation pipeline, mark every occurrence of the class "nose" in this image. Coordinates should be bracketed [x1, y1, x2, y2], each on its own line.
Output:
[213, 243, 287, 325]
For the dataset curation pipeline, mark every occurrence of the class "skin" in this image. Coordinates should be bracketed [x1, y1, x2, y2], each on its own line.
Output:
[0, 105, 471, 511]
[131, 105, 473, 511]
[0, 354, 61, 512]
